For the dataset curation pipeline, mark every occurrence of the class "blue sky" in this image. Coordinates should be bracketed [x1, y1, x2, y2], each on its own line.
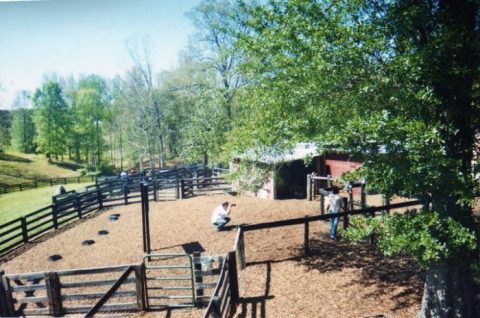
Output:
[0, 0, 201, 109]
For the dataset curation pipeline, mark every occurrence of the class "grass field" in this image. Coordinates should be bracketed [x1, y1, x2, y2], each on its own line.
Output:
[0, 182, 94, 224]
[0, 152, 82, 185]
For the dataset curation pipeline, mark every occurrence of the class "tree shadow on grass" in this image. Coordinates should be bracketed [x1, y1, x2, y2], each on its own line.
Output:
[49, 160, 83, 171]
[293, 233, 423, 312]
[0, 153, 32, 163]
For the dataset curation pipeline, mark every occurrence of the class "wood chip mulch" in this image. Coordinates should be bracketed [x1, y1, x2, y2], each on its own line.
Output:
[1, 194, 422, 317]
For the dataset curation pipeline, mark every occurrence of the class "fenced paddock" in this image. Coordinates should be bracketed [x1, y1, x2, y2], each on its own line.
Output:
[0, 195, 424, 317]
[0, 165, 230, 258]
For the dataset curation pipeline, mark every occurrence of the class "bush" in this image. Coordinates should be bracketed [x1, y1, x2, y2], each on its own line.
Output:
[97, 162, 116, 176]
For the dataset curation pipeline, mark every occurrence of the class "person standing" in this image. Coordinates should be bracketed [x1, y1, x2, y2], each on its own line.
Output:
[211, 201, 236, 231]
[326, 188, 343, 240]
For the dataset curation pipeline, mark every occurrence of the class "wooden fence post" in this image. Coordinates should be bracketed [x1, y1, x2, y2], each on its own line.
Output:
[153, 180, 158, 202]
[360, 182, 367, 209]
[21, 218, 28, 243]
[238, 227, 246, 269]
[45, 272, 63, 316]
[383, 195, 390, 215]
[306, 175, 312, 201]
[52, 204, 59, 229]
[141, 182, 151, 256]
[320, 194, 325, 215]
[342, 197, 349, 230]
[193, 252, 204, 305]
[175, 179, 180, 199]
[304, 216, 310, 255]
[211, 295, 221, 318]
[0, 270, 14, 317]
[124, 184, 129, 205]
[134, 264, 146, 311]
[76, 193, 83, 219]
[227, 251, 239, 305]
[96, 185, 103, 209]
[180, 179, 185, 199]
[349, 190, 354, 211]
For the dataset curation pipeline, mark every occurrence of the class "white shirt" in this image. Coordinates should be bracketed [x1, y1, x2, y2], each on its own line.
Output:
[328, 194, 342, 213]
[211, 205, 228, 223]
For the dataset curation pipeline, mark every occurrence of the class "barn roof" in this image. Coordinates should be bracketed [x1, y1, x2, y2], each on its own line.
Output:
[240, 142, 320, 164]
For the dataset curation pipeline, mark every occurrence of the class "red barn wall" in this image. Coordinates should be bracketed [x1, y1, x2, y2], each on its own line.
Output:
[325, 153, 362, 178]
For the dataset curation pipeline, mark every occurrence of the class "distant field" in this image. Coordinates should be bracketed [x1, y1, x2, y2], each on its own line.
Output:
[0, 182, 93, 224]
[0, 152, 82, 185]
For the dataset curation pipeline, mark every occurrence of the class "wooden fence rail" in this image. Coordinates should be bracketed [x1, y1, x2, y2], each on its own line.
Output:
[1, 264, 143, 316]
[0, 175, 96, 194]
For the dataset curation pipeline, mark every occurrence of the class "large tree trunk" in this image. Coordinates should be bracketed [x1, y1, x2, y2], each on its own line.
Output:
[418, 261, 474, 318]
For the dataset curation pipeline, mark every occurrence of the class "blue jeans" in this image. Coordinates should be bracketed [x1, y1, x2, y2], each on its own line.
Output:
[329, 212, 339, 239]
[213, 217, 230, 231]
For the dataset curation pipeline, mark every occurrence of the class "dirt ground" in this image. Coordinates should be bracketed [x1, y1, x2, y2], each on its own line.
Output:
[1, 194, 423, 318]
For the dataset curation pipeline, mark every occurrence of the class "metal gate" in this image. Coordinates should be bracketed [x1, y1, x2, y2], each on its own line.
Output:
[143, 254, 196, 309]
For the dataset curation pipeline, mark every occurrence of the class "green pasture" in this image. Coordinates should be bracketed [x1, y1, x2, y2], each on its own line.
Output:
[0, 152, 81, 185]
[0, 182, 93, 224]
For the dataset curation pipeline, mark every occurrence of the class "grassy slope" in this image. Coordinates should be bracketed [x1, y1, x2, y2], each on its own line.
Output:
[0, 152, 81, 185]
[0, 182, 93, 224]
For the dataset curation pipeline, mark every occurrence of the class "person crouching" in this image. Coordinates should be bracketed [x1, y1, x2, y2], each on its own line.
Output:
[211, 201, 236, 231]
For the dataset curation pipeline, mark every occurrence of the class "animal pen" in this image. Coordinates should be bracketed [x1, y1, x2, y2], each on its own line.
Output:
[0, 183, 424, 317]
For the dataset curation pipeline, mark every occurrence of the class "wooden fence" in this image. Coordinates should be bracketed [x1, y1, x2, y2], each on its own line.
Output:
[0, 251, 241, 317]
[0, 175, 96, 194]
[0, 163, 224, 195]
[0, 182, 155, 257]
[0, 264, 144, 316]
[236, 200, 423, 265]
[0, 171, 229, 259]
[202, 251, 239, 318]
[180, 177, 232, 199]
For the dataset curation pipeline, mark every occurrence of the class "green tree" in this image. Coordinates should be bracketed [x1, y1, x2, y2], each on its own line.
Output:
[232, 0, 480, 316]
[188, 0, 247, 124]
[73, 75, 108, 169]
[32, 80, 70, 160]
[10, 90, 35, 153]
[0, 110, 12, 153]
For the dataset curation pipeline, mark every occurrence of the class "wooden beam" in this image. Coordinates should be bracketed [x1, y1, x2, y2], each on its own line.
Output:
[45, 272, 63, 316]
[242, 200, 422, 232]
[84, 266, 134, 318]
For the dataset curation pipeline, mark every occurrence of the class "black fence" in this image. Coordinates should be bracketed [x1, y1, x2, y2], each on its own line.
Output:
[0, 175, 96, 194]
[0, 166, 230, 258]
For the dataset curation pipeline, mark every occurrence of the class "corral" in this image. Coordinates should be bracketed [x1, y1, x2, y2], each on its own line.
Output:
[1, 193, 423, 317]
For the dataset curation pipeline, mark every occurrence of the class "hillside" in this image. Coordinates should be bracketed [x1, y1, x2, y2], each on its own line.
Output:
[0, 152, 82, 185]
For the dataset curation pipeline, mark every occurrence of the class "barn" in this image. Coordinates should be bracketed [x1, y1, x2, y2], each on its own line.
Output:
[232, 142, 363, 200]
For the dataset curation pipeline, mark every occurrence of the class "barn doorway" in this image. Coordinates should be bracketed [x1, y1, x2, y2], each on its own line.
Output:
[275, 159, 315, 199]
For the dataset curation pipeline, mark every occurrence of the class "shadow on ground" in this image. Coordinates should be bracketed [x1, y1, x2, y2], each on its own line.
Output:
[297, 233, 423, 312]
[242, 232, 423, 316]
[0, 153, 32, 163]
[235, 262, 274, 318]
[49, 160, 84, 171]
